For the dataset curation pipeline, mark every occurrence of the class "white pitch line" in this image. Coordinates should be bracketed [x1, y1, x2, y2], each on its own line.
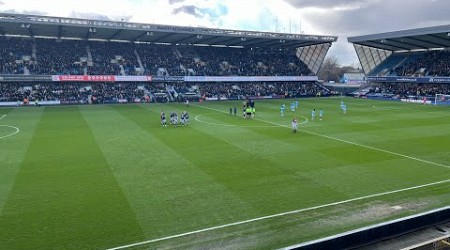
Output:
[107, 178, 450, 250]
[194, 114, 308, 127]
[0, 125, 20, 140]
[195, 104, 450, 169]
[0, 115, 21, 140]
[194, 114, 281, 128]
[107, 103, 450, 250]
[372, 105, 405, 111]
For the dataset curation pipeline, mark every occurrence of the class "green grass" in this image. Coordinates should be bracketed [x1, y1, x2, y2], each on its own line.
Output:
[0, 97, 449, 249]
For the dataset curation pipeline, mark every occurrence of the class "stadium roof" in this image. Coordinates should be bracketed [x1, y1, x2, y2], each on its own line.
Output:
[348, 25, 450, 52]
[0, 12, 337, 49]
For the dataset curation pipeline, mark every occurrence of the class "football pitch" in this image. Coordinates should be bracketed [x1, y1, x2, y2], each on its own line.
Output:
[1, 97, 450, 249]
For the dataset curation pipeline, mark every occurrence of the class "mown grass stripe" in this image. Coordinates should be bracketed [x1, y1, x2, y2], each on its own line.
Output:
[80, 105, 257, 240]
[0, 108, 43, 215]
[0, 106, 144, 249]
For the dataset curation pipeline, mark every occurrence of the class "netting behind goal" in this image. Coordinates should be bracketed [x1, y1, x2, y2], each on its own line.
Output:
[435, 94, 450, 105]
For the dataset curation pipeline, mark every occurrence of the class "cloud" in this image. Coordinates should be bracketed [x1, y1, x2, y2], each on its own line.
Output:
[171, 2, 228, 20]
[301, 0, 450, 36]
[284, 0, 370, 9]
[172, 5, 200, 17]
[280, 0, 450, 65]
[22, 10, 48, 15]
[0, 0, 449, 66]
[0, 9, 48, 15]
[168, 0, 185, 4]
[70, 11, 112, 21]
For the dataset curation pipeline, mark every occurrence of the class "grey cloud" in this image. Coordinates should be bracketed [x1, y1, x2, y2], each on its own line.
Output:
[172, 5, 201, 17]
[287, 0, 450, 65]
[168, 0, 185, 4]
[284, 0, 370, 9]
[0, 9, 48, 15]
[23, 10, 48, 15]
[303, 0, 450, 36]
[0, 1, 4, 5]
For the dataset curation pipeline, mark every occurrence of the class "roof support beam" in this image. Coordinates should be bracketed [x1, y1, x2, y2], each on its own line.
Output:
[153, 33, 176, 43]
[399, 37, 444, 48]
[362, 41, 410, 51]
[175, 34, 197, 44]
[422, 34, 450, 48]
[57, 25, 63, 38]
[203, 36, 240, 45]
[132, 31, 147, 42]
[109, 29, 123, 40]
[26, 27, 34, 37]
[391, 39, 428, 49]
[380, 40, 416, 50]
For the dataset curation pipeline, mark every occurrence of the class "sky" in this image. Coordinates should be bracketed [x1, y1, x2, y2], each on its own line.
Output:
[1, 0, 449, 66]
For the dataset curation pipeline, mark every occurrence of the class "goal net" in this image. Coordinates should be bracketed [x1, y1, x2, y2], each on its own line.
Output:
[435, 94, 450, 105]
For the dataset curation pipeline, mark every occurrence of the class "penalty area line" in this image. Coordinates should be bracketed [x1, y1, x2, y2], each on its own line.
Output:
[107, 178, 450, 250]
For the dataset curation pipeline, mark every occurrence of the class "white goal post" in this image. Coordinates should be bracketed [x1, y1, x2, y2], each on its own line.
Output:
[434, 94, 450, 105]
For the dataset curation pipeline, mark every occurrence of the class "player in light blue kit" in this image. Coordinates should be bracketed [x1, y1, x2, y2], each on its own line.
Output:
[311, 109, 316, 120]
[319, 109, 323, 121]
[342, 104, 347, 114]
[290, 102, 295, 112]
[295, 100, 299, 109]
[280, 104, 285, 117]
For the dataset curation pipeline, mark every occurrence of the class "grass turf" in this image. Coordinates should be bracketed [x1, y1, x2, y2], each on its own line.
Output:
[0, 97, 449, 249]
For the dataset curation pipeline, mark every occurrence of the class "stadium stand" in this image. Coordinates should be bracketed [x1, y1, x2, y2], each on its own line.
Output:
[0, 36, 32, 74]
[0, 13, 336, 106]
[369, 51, 450, 77]
[33, 39, 87, 75]
[361, 83, 450, 101]
[0, 37, 314, 77]
[0, 81, 327, 104]
[348, 25, 450, 105]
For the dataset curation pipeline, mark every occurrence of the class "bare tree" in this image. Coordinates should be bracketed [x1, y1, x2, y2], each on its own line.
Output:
[318, 56, 361, 82]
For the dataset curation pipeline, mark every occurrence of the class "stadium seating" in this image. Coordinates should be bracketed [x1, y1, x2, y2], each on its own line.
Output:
[0, 81, 327, 104]
[32, 39, 86, 75]
[370, 51, 450, 77]
[0, 36, 312, 76]
[364, 83, 450, 99]
[0, 36, 33, 74]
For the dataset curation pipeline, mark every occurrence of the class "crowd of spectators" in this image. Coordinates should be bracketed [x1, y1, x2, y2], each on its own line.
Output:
[187, 81, 325, 99]
[88, 41, 139, 76]
[137, 44, 179, 76]
[390, 51, 450, 77]
[0, 37, 33, 74]
[182, 47, 310, 77]
[0, 81, 328, 104]
[31, 39, 86, 75]
[367, 83, 450, 98]
[1, 36, 312, 77]
[0, 82, 151, 103]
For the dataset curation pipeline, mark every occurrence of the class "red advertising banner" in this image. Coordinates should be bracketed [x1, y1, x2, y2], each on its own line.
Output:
[52, 75, 152, 82]
[52, 75, 115, 82]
